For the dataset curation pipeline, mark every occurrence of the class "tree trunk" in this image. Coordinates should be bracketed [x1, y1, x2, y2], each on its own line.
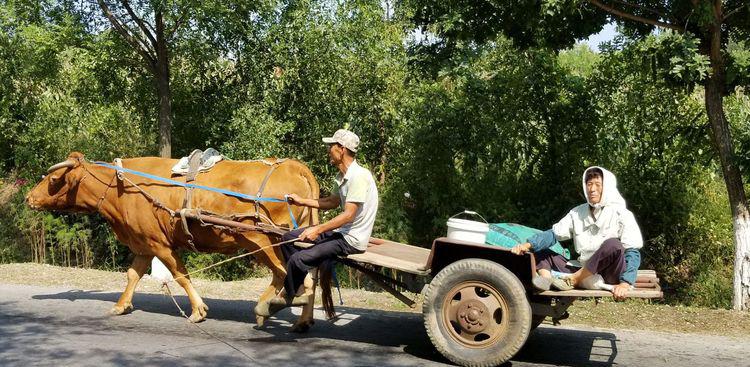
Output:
[704, 19, 750, 311]
[155, 11, 172, 159]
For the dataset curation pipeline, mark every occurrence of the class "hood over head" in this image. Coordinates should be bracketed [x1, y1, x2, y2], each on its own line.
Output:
[582, 166, 626, 209]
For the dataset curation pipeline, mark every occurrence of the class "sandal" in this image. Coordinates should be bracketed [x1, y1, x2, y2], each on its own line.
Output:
[551, 277, 575, 291]
[532, 274, 552, 291]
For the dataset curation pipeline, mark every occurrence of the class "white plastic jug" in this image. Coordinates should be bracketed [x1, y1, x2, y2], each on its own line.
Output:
[446, 210, 489, 244]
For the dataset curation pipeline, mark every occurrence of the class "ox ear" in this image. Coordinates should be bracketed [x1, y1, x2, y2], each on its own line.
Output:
[67, 151, 85, 161]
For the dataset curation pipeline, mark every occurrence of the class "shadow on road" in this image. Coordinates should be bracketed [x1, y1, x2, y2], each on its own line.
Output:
[516, 325, 617, 367]
[31, 290, 617, 366]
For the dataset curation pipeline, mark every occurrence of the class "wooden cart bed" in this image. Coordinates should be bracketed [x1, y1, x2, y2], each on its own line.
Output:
[300, 238, 663, 299]
[346, 238, 431, 276]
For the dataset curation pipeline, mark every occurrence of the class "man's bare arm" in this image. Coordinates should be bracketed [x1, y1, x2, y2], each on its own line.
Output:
[298, 202, 359, 241]
[287, 193, 340, 210]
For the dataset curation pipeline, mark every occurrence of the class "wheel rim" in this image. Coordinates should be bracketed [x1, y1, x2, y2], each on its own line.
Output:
[441, 281, 509, 348]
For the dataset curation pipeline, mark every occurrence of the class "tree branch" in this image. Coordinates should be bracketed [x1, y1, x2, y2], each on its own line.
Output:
[97, 0, 156, 73]
[120, 0, 157, 48]
[610, 0, 668, 19]
[723, 6, 744, 21]
[167, 9, 189, 40]
[587, 0, 683, 32]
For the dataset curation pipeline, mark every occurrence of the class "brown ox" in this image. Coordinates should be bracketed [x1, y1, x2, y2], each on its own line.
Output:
[26, 151, 324, 330]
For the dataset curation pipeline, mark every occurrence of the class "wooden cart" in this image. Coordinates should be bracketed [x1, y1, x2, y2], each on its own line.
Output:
[337, 236, 662, 367]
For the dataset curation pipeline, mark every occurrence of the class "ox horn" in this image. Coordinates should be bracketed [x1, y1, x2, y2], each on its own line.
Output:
[47, 160, 76, 173]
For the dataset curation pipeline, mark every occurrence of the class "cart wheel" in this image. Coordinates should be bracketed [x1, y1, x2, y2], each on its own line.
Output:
[423, 259, 531, 367]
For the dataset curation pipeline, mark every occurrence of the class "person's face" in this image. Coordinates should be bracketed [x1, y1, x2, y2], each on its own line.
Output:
[586, 176, 603, 204]
[327, 143, 345, 165]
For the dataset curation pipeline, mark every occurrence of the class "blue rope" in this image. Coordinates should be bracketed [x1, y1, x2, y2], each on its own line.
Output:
[286, 202, 299, 229]
[93, 161, 299, 228]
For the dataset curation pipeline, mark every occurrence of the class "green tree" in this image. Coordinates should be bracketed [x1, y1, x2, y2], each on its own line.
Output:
[94, 0, 196, 158]
[405, 0, 750, 310]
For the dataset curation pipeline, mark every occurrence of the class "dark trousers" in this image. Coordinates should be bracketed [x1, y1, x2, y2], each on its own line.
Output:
[535, 238, 626, 285]
[280, 227, 363, 297]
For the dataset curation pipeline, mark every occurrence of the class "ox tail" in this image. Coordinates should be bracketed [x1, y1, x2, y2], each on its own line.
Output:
[320, 260, 335, 320]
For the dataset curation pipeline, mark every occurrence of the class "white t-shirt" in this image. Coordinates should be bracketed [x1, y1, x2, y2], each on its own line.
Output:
[332, 160, 379, 251]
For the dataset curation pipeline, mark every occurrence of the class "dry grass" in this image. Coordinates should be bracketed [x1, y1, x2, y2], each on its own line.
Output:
[2, 263, 749, 337]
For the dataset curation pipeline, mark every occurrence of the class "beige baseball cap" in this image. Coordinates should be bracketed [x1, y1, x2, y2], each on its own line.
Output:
[322, 129, 360, 152]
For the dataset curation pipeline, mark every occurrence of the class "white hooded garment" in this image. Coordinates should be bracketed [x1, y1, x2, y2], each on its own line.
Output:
[551, 166, 643, 264]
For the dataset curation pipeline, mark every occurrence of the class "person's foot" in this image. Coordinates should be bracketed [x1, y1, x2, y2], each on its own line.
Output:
[551, 277, 575, 291]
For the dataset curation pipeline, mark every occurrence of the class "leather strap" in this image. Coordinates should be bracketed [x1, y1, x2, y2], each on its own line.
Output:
[254, 163, 282, 218]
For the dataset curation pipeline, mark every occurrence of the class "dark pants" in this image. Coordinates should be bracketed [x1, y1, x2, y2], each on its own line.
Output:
[280, 227, 363, 297]
[536, 238, 626, 285]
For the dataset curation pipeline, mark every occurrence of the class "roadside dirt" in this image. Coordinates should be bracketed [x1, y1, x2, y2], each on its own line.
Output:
[2, 263, 748, 337]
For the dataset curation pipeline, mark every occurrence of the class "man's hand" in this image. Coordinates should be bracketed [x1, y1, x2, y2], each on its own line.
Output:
[299, 226, 322, 242]
[613, 282, 631, 300]
[511, 242, 532, 255]
[286, 193, 305, 206]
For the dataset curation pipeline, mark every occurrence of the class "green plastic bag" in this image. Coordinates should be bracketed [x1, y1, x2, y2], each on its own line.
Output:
[485, 223, 570, 259]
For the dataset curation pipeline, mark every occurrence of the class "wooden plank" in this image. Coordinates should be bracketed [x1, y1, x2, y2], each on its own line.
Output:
[538, 269, 663, 298]
[294, 239, 430, 275]
[636, 276, 659, 284]
[346, 251, 429, 275]
[539, 285, 662, 299]
[366, 238, 431, 265]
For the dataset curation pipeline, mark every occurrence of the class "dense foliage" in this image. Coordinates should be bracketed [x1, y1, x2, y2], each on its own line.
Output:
[1, 0, 747, 308]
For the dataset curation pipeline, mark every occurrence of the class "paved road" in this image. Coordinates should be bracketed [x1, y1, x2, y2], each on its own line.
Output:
[1, 283, 748, 367]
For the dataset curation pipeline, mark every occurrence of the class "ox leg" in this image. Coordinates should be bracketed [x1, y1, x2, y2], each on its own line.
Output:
[110, 254, 152, 316]
[156, 250, 209, 323]
[247, 235, 287, 327]
[291, 269, 318, 333]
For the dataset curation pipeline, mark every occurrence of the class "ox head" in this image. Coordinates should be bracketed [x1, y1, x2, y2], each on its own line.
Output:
[26, 152, 90, 212]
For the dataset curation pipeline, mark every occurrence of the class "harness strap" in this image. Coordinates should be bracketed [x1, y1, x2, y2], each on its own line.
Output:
[254, 164, 280, 220]
[113, 158, 124, 181]
[180, 152, 203, 252]
[179, 209, 200, 252]
[253, 162, 299, 229]
[94, 160, 300, 229]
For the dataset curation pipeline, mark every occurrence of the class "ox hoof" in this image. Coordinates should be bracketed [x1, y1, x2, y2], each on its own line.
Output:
[256, 315, 267, 328]
[291, 320, 314, 333]
[188, 303, 209, 323]
[109, 303, 133, 316]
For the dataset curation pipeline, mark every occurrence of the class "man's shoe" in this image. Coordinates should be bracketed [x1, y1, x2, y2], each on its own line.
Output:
[551, 277, 575, 291]
[269, 295, 309, 306]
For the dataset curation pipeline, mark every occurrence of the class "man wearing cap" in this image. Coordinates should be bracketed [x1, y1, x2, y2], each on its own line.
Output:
[273, 129, 379, 305]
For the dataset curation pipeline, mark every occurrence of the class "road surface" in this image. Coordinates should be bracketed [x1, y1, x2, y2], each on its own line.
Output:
[1, 283, 748, 366]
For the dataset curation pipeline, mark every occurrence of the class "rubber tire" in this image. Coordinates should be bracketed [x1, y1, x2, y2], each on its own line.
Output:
[423, 259, 532, 367]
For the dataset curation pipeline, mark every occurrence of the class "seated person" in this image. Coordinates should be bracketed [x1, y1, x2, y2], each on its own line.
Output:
[272, 128, 379, 305]
[511, 167, 643, 300]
